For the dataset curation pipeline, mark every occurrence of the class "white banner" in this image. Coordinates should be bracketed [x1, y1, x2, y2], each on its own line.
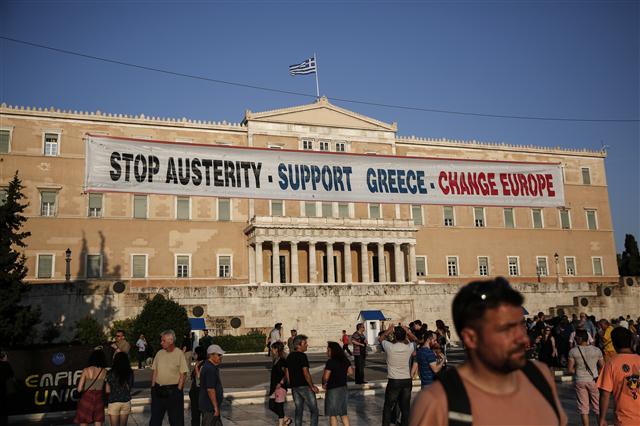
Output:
[85, 135, 565, 207]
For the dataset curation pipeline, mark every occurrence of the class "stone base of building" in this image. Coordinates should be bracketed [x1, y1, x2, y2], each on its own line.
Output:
[24, 278, 640, 345]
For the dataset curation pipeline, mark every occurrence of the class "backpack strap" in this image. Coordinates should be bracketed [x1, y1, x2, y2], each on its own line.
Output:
[521, 361, 560, 425]
[439, 368, 473, 426]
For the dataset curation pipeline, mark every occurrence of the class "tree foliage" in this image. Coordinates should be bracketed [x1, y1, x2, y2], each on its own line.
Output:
[0, 171, 40, 346]
[110, 317, 138, 343]
[134, 294, 190, 355]
[619, 234, 640, 276]
[75, 315, 107, 347]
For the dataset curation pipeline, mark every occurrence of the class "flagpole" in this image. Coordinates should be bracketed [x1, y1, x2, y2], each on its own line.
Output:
[314, 52, 320, 98]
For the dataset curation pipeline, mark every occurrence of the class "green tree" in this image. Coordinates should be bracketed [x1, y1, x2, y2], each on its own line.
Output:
[0, 171, 40, 346]
[619, 234, 640, 276]
[75, 316, 107, 347]
[134, 294, 190, 355]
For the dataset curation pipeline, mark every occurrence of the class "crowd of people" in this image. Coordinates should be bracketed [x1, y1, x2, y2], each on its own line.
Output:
[3, 277, 636, 426]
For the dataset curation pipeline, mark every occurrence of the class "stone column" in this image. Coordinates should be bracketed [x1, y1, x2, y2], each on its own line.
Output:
[394, 243, 405, 283]
[248, 244, 255, 284]
[272, 240, 280, 284]
[309, 241, 317, 283]
[326, 242, 335, 284]
[291, 242, 299, 284]
[377, 243, 386, 282]
[360, 243, 369, 283]
[255, 241, 263, 283]
[343, 242, 352, 283]
[408, 243, 417, 283]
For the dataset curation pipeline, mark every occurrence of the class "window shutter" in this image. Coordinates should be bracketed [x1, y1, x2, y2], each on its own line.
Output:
[41, 191, 56, 203]
[89, 193, 102, 209]
[177, 198, 190, 219]
[133, 255, 146, 277]
[218, 199, 230, 221]
[134, 195, 147, 218]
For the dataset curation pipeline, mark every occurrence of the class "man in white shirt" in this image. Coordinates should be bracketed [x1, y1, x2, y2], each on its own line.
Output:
[378, 324, 416, 426]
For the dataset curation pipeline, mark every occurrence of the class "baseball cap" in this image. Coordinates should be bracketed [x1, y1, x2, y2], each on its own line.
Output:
[207, 344, 225, 355]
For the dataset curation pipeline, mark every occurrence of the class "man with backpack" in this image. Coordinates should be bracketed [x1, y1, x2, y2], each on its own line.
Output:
[410, 277, 567, 425]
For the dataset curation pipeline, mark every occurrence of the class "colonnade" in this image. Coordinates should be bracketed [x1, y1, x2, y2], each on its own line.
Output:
[249, 240, 417, 284]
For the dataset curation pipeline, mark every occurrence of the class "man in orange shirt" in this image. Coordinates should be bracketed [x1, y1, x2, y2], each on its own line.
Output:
[597, 327, 640, 426]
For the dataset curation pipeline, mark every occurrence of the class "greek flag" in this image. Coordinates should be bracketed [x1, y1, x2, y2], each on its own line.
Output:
[289, 57, 316, 75]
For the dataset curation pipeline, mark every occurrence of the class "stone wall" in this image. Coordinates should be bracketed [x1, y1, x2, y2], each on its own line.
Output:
[26, 279, 627, 345]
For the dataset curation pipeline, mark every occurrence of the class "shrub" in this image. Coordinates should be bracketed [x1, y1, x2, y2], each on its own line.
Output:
[211, 332, 266, 353]
[134, 294, 189, 355]
[76, 316, 107, 347]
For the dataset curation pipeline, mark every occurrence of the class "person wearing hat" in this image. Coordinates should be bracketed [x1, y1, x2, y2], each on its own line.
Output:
[199, 344, 225, 426]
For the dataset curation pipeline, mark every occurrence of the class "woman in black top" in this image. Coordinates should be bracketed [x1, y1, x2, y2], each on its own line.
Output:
[269, 341, 291, 426]
[322, 341, 353, 426]
[105, 352, 134, 426]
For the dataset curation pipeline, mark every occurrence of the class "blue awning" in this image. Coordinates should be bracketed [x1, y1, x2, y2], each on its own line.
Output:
[358, 310, 386, 321]
[189, 318, 207, 330]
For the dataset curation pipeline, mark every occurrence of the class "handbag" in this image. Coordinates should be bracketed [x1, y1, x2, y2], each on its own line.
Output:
[274, 384, 287, 403]
[576, 346, 597, 382]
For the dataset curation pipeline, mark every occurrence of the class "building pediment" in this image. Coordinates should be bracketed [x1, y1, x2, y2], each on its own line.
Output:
[244, 97, 397, 132]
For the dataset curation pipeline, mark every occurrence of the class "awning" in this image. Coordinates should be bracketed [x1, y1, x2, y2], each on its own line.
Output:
[358, 310, 386, 321]
[189, 318, 207, 330]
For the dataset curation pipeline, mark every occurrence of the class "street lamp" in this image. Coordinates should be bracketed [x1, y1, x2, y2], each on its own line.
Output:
[65, 248, 72, 282]
[554, 252, 560, 284]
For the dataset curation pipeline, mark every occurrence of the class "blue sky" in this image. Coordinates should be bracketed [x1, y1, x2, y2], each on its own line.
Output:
[1, 1, 638, 252]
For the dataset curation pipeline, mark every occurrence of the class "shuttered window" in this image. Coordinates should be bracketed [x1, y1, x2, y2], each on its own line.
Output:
[581, 168, 591, 185]
[416, 257, 427, 277]
[218, 256, 231, 278]
[37, 255, 53, 278]
[40, 191, 57, 216]
[560, 209, 571, 229]
[478, 257, 489, 276]
[305, 202, 316, 217]
[369, 204, 381, 219]
[177, 197, 190, 220]
[443, 206, 454, 226]
[88, 193, 103, 217]
[412, 205, 423, 225]
[176, 255, 189, 278]
[133, 195, 147, 219]
[532, 209, 543, 228]
[87, 255, 101, 278]
[271, 200, 284, 216]
[322, 202, 333, 218]
[504, 208, 515, 228]
[218, 198, 230, 221]
[338, 203, 349, 218]
[586, 210, 597, 230]
[592, 258, 603, 276]
[0, 130, 10, 153]
[474, 207, 485, 227]
[132, 255, 147, 278]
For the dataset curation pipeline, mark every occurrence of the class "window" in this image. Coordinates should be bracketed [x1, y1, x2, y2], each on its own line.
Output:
[412, 205, 423, 225]
[581, 167, 591, 185]
[132, 255, 147, 278]
[40, 191, 57, 216]
[218, 198, 231, 221]
[508, 257, 519, 276]
[443, 206, 455, 227]
[218, 255, 232, 278]
[302, 139, 313, 150]
[322, 202, 333, 218]
[0, 188, 7, 205]
[447, 257, 458, 277]
[87, 254, 102, 278]
[369, 203, 381, 219]
[37, 254, 54, 278]
[176, 255, 190, 278]
[504, 208, 515, 228]
[304, 201, 317, 217]
[319, 141, 330, 151]
[478, 257, 489, 276]
[133, 195, 147, 219]
[536, 257, 548, 276]
[338, 203, 349, 218]
[560, 209, 571, 229]
[271, 200, 284, 216]
[176, 197, 190, 220]
[416, 257, 427, 277]
[44, 133, 59, 156]
[474, 207, 485, 227]
[532, 209, 543, 229]
[565, 257, 576, 276]
[88, 193, 103, 217]
[592, 257, 603, 276]
[586, 210, 598, 230]
[0, 129, 10, 153]
[335, 142, 346, 152]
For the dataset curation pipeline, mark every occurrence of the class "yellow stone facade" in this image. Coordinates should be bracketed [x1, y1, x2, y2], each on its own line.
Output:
[0, 98, 618, 290]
